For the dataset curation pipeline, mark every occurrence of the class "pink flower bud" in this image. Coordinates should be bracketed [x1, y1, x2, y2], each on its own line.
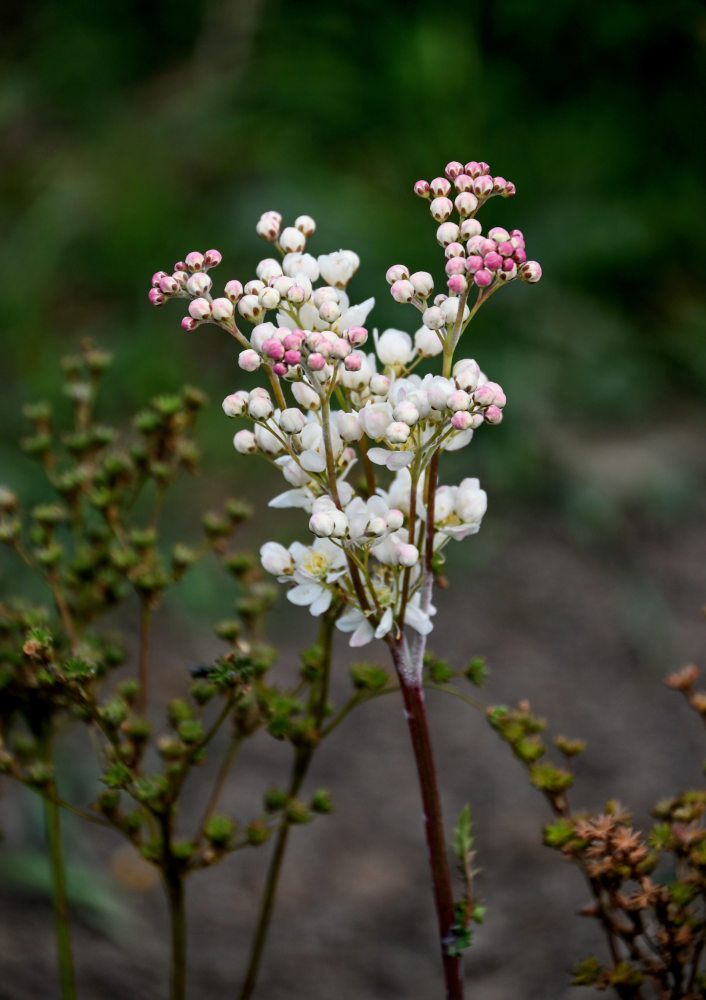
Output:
[393, 400, 420, 424]
[287, 285, 307, 305]
[345, 326, 368, 347]
[445, 257, 466, 276]
[262, 337, 284, 360]
[174, 261, 187, 272]
[238, 349, 262, 372]
[422, 306, 445, 330]
[473, 269, 493, 288]
[319, 300, 341, 323]
[492, 177, 507, 194]
[224, 279, 243, 302]
[188, 297, 212, 320]
[211, 297, 235, 321]
[256, 212, 281, 241]
[465, 161, 482, 177]
[279, 407, 307, 433]
[283, 331, 305, 350]
[272, 362, 287, 375]
[444, 242, 465, 260]
[497, 240, 514, 257]
[448, 389, 471, 411]
[473, 384, 495, 406]
[390, 279, 416, 303]
[447, 274, 467, 294]
[152, 270, 168, 287]
[445, 160, 464, 180]
[181, 316, 198, 331]
[397, 543, 419, 567]
[386, 264, 409, 285]
[453, 358, 480, 391]
[149, 288, 166, 306]
[498, 261, 517, 282]
[308, 353, 326, 371]
[465, 255, 484, 274]
[430, 176, 452, 198]
[284, 349, 301, 365]
[454, 192, 479, 217]
[430, 197, 453, 222]
[204, 249, 222, 268]
[344, 352, 363, 371]
[519, 261, 542, 283]
[484, 405, 503, 424]
[386, 421, 411, 443]
[488, 227, 510, 244]
[369, 374, 390, 396]
[436, 222, 460, 247]
[330, 337, 351, 360]
[452, 411, 473, 430]
[186, 272, 212, 296]
[483, 251, 503, 271]
[485, 381, 506, 408]
[472, 175, 494, 198]
[158, 275, 179, 295]
[413, 179, 430, 198]
[478, 161, 490, 174]
[233, 429, 257, 453]
[237, 294, 265, 322]
[503, 182, 516, 197]
[295, 214, 316, 236]
[279, 227, 306, 253]
[185, 251, 205, 272]
[248, 393, 273, 419]
[513, 247, 528, 264]
[453, 173, 474, 193]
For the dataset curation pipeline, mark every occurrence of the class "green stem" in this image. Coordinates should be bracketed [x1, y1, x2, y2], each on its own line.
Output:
[164, 870, 187, 1000]
[136, 601, 152, 714]
[44, 792, 77, 999]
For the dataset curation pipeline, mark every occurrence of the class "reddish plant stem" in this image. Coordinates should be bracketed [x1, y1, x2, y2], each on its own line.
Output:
[388, 637, 464, 1000]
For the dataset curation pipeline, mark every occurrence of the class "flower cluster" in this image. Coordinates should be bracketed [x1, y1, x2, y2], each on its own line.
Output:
[148, 160, 540, 657]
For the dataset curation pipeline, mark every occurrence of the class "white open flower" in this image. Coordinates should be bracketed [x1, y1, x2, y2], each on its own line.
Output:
[318, 250, 359, 288]
[285, 538, 347, 616]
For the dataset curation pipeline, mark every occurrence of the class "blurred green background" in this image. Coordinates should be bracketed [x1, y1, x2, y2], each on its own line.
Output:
[2, 0, 706, 600]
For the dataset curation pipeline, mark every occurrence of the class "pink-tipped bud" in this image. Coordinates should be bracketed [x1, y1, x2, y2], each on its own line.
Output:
[284, 349, 301, 365]
[429, 197, 453, 222]
[447, 274, 467, 294]
[503, 182, 516, 197]
[369, 374, 390, 396]
[454, 173, 474, 193]
[519, 261, 542, 283]
[282, 331, 303, 350]
[158, 275, 179, 295]
[238, 349, 262, 372]
[488, 226, 510, 244]
[445, 257, 466, 277]
[188, 297, 212, 320]
[483, 251, 503, 271]
[460, 218, 482, 240]
[390, 279, 416, 303]
[498, 261, 517, 282]
[497, 240, 514, 257]
[181, 316, 198, 331]
[436, 221, 460, 247]
[410, 271, 434, 298]
[473, 384, 495, 407]
[472, 175, 494, 198]
[288, 284, 307, 305]
[186, 272, 212, 295]
[237, 294, 265, 321]
[478, 161, 490, 174]
[279, 226, 306, 254]
[386, 421, 411, 444]
[345, 326, 368, 347]
[256, 212, 282, 241]
[149, 288, 166, 306]
[513, 247, 528, 264]
[222, 391, 249, 417]
[234, 429, 258, 454]
[330, 337, 351, 360]
[185, 251, 205, 272]
[204, 249, 222, 268]
[454, 192, 479, 217]
[422, 306, 445, 330]
[295, 214, 316, 236]
[430, 176, 452, 198]
[262, 337, 284, 360]
[344, 352, 363, 371]
[414, 179, 431, 198]
[386, 264, 409, 285]
[211, 297, 235, 321]
[484, 404, 503, 424]
[492, 177, 507, 194]
[473, 269, 493, 288]
[280, 407, 307, 433]
[445, 242, 465, 260]
[397, 543, 419, 567]
[451, 411, 473, 430]
[259, 287, 281, 310]
[224, 279, 243, 302]
[465, 161, 482, 177]
[319, 300, 341, 323]
[453, 358, 481, 391]
[445, 161, 464, 180]
[465, 255, 484, 274]
[485, 381, 506, 408]
[152, 270, 168, 287]
[308, 353, 326, 371]
[272, 362, 287, 375]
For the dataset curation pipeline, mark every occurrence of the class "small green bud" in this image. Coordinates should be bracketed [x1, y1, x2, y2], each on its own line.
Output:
[214, 619, 242, 642]
[102, 762, 131, 789]
[190, 680, 216, 704]
[0, 487, 18, 513]
[202, 512, 231, 538]
[123, 716, 152, 742]
[554, 735, 586, 757]
[426, 655, 452, 683]
[222, 552, 257, 576]
[246, 820, 270, 846]
[571, 958, 603, 987]
[0, 518, 22, 543]
[204, 813, 236, 846]
[350, 662, 388, 691]
[31, 503, 69, 526]
[311, 789, 333, 814]
[182, 386, 207, 411]
[27, 762, 54, 786]
[264, 787, 289, 811]
[23, 401, 53, 424]
[286, 799, 311, 824]
[171, 840, 194, 863]
[178, 719, 204, 745]
[100, 698, 129, 729]
[466, 657, 488, 686]
[225, 499, 253, 523]
[96, 790, 121, 816]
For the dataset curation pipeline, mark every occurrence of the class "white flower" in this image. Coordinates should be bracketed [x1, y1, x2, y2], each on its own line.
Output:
[335, 593, 435, 647]
[415, 326, 444, 357]
[286, 538, 347, 616]
[318, 250, 359, 288]
[358, 401, 393, 440]
[260, 541, 294, 576]
[374, 328, 415, 368]
[339, 296, 375, 331]
[282, 252, 319, 281]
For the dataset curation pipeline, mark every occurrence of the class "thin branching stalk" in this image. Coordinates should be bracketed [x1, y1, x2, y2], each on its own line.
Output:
[43, 776, 77, 1000]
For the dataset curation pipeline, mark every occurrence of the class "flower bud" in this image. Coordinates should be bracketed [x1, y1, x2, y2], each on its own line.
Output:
[445, 242, 465, 260]
[390, 279, 415, 303]
[238, 349, 262, 372]
[222, 391, 249, 417]
[238, 295, 265, 322]
[291, 382, 321, 409]
[519, 261, 542, 283]
[210, 297, 234, 322]
[473, 269, 493, 288]
[410, 271, 434, 298]
[445, 257, 466, 276]
[359, 402, 392, 438]
[189, 297, 212, 320]
[256, 212, 282, 241]
[484, 404, 503, 424]
[503, 182, 516, 197]
[454, 192, 479, 217]
[453, 359, 480, 391]
[430, 197, 453, 222]
[287, 284, 307, 305]
[451, 411, 473, 430]
[248, 394, 273, 420]
[386, 509, 404, 530]
[262, 337, 284, 360]
[393, 401, 420, 424]
[427, 377, 454, 410]
[256, 258, 284, 282]
[422, 306, 445, 330]
[279, 407, 307, 433]
[234, 429, 257, 453]
[430, 176, 452, 198]
[483, 251, 503, 271]
[488, 227, 510, 244]
[244, 279, 265, 296]
[445, 160, 464, 180]
[366, 516, 387, 537]
[414, 326, 443, 357]
[413, 179, 430, 197]
[181, 316, 198, 331]
[152, 270, 168, 287]
[453, 173, 474, 192]
[448, 389, 471, 411]
[397, 543, 419, 567]
[185, 251, 205, 272]
[472, 175, 494, 198]
[460, 218, 482, 240]
[259, 287, 281, 310]
[149, 288, 165, 306]
[386, 421, 411, 444]
[369, 374, 390, 396]
[344, 352, 362, 371]
[261, 541, 294, 576]
[513, 247, 528, 264]
[386, 264, 409, 285]
[307, 353, 326, 371]
[436, 222, 460, 247]
[440, 297, 469, 324]
[203, 249, 222, 268]
[376, 329, 414, 366]
[309, 510, 336, 537]
[159, 275, 180, 294]
[279, 227, 306, 253]
[345, 325, 368, 347]
[473, 384, 496, 407]
[284, 349, 301, 365]
[295, 215, 316, 236]
[337, 411, 363, 441]
[498, 261, 517, 282]
[465, 255, 484, 274]
[447, 274, 466, 295]
[465, 160, 482, 177]
[224, 279, 243, 302]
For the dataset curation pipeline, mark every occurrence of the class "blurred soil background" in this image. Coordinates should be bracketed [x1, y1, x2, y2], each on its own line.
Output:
[1, 0, 705, 997]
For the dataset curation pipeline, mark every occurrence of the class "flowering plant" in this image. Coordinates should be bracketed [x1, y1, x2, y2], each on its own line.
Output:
[149, 157, 541, 998]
